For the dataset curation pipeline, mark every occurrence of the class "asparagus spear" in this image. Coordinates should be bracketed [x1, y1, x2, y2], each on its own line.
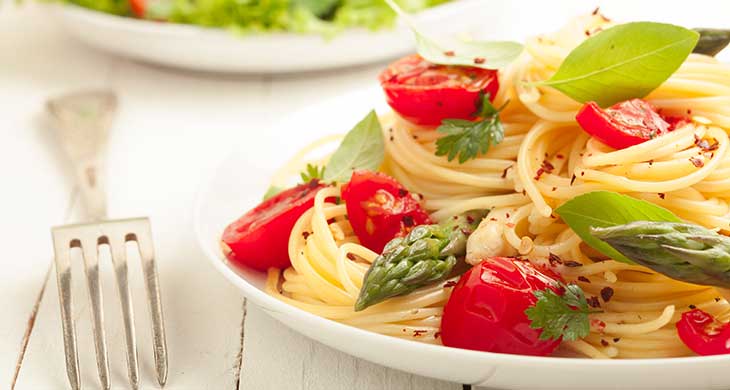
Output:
[693, 28, 730, 57]
[590, 221, 730, 288]
[354, 210, 486, 311]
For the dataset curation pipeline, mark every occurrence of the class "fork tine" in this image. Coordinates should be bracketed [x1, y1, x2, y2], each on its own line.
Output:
[81, 239, 111, 390]
[135, 221, 169, 386]
[109, 236, 140, 390]
[51, 234, 81, 390]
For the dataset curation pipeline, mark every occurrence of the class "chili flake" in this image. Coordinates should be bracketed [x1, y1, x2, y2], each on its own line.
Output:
[413, 329, 428, 337]
[570, 174, 577, 186]
[578, 276, 590, 283]
[587, 296, 601, 308]
[658, 193, 666, 200]
[689, 156, 705, 167]
[501, 165, 512, 179]
[473, 57, 486, 64]
[444, 50, 455, 57]
[548, 253, 562, 266]
[564, 260, 583, 267]
[600, 287, 614, 302]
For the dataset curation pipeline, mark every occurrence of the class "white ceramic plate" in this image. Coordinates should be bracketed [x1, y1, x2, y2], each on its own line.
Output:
[49, 0, 490, 73]
[194, 87, 730, 389]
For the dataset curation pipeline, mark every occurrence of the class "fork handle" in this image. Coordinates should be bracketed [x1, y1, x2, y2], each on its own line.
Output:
[74, 159, 107, 221]
[47, 90, 117, 221]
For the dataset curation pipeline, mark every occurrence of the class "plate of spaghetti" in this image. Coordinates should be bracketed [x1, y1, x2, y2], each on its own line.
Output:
[196, 10, 730, 389]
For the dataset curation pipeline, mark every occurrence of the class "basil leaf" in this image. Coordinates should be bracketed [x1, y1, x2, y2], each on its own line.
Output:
[383, 0, 522, 70]
[540, 22, 699, 107]
[555, 191, 682, 263]
[323, 110, 384, 183]
[693, 28, 730, 57]
[415, 32, 524, 70]
[296, 0, 340, 18]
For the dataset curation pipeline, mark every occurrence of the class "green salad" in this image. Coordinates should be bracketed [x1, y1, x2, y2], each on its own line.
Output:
[61, 0, 452, 35]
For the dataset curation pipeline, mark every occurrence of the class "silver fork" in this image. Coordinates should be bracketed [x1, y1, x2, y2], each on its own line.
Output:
[47, 90, 168, 390]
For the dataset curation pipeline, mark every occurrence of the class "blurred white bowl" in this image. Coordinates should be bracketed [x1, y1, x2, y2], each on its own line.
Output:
[49, 0, 488, 73]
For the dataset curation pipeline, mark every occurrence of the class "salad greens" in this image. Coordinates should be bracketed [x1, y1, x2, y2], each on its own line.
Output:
[59, 0, 451, 35]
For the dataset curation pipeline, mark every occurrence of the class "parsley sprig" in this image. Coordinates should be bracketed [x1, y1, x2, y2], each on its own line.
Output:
[435, 93, 506, 163]
[525, 282, 596, 341]
[300, 163, 325, 182]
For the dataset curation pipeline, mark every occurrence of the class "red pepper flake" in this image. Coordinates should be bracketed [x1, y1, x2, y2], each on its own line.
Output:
[600, 339, 609, 347]
[578, 276, 591, 283]
[556, 154, 564, 159]
[501, 165, 512, 179]
[591, 319, 607, 332]
[715, 297, 722, 302]
[473, 57, 486, 64]
[570, 174, 577, 186]
[551, 187, 557, 192]
[564, 260, 583, 267]
[346, 253, 356, 261]
[689, 156, 704, 168]
[648, 160, 654, 166]
[580, 171, 585, 176]
[548, 253, 562, 266]
[658, 193, 666, 200]
[413, 329, 427, 337]
[505, 213, 511, 218]
[443, 280, 458, 288]
[587, 296, 601, 308]
[689, 304, 697, 309]
[613, 337, 621, 343]
[489, 217, 498, 222]
[389, 136, 394, 141]
[695, 135, 720, 151]
[505, 223, 516, 228]
[534, 168, 545, 180]
[402, 215, 415, 227]
[302, 231, 311, 239]
[600, 287, 614, 302]
[592, 6, 600, 15]
[541, 160, 555, 173]
[522, 189, 527, 196]
[444, 50, 455, 57]
[434, 331, 441, 339]
[398, 188, 407, 197]
[584, 30, 591, 36]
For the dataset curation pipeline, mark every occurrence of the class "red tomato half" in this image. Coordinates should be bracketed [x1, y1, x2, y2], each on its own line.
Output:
[130, 0, 146, 17]
[221, 180, 325, 271]
[677, 309, 730, 356]
[441, 257, 561, 356]
[341, 171, 431, 253]
[575, 99, 672, 149]
[379, 54, 499, 126]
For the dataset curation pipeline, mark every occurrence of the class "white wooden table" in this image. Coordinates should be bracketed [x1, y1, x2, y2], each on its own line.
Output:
[3, 2, 730, 389]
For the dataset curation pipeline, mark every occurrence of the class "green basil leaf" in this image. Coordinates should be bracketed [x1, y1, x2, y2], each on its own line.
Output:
[540, 22, 699, 107]
[323, 110, 384, 183]
[296, 0, 340, 18]
[693, 28, 730, 57]
[415, 32, 524, 70]
[555, 191, 682, 263]
[383, 0, 522, 70]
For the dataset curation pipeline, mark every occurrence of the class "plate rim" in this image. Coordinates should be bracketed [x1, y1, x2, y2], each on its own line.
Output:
[192, 87, 730, 373]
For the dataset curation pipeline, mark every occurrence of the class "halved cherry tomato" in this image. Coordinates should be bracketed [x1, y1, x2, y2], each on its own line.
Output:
[221, 180, 325, 271]
[130, 0, 146, 17]
[341, 171, 431, 253]
[575, 99, 672, 149]
[677, 309, 730, 356]
[441, 257, 561, 356]
[379, 54, 499, 126]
